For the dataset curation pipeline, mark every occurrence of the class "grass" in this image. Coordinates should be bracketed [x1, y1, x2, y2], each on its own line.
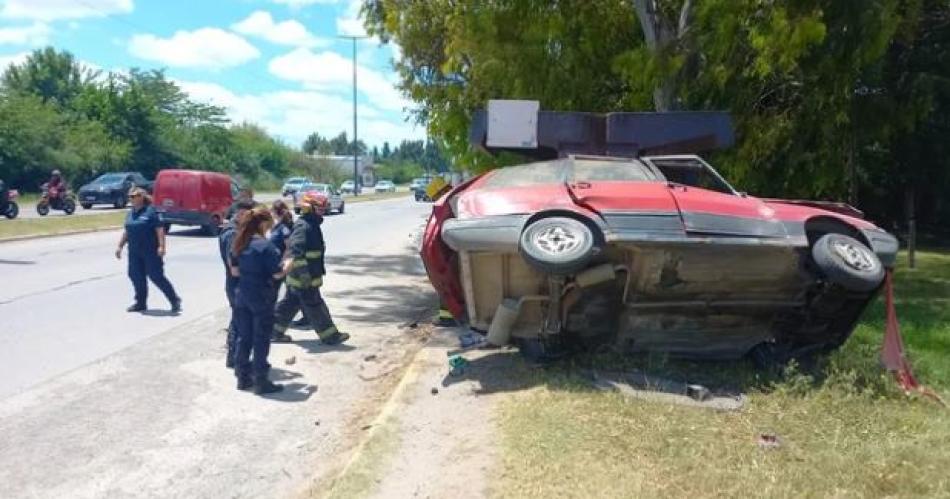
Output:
[494, 250, 950, 498]
[343, 191, 411, 204]
[0, 211, 126, 240]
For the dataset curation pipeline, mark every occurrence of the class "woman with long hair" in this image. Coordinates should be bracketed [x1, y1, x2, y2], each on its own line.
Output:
[230, 206, 286, 394]
[115, 187, 181, 313]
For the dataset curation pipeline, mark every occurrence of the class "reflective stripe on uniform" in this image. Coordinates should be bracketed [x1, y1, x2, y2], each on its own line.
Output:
[287, 275, 323, 289]
[305, 250, 322, 259]
[318, 325, 338, 339]
[291, 258, 308, 268]
[438, 308, 453, 319]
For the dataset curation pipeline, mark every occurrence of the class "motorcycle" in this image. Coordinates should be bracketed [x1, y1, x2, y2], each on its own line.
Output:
[36, 183, 77, 216]
[1, 187, 18, 219]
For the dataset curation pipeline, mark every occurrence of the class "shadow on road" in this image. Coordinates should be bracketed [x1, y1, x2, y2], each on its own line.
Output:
[141, 309, 180, 317]
[294, 339, 357, 354]
[324, 252, 436, 326]
[0, 259, 36, 265]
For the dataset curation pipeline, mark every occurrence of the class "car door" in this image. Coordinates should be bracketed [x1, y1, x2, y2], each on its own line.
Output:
[645, 157, 786, 238]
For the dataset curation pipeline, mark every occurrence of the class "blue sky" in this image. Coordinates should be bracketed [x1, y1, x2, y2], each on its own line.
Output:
[0, 0, 424, 149]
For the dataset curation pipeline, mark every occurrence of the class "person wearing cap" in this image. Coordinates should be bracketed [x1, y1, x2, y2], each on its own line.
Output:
[272, 192, 349, 345]
[115, 187, 182, 313]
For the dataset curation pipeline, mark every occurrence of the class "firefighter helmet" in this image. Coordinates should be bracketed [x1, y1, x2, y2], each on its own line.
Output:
[297, 192, 330, 215]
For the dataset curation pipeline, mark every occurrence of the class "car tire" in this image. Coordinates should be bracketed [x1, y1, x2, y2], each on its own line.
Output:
[338, 202, 344, 214]
[519, 217, 599, 275]
[114, 195, 127, 209]
[81, 202, 92, 210]
[811, 233, 884, 292]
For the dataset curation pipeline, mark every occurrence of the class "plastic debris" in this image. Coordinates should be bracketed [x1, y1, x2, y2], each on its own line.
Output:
[284, 356, 296, 366]
[448, 355, 468, 376]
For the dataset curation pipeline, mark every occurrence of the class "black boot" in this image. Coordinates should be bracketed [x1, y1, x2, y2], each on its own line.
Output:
[272, 332, 293, 343]
[236, 374, 253, 391]
[321, 332, 350, 346]
[126, 303, 146, 312]
[170, 297, 182, 314]
[253, 375, 283, 395]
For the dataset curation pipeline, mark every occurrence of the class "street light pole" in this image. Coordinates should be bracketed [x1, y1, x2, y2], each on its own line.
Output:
[339, 34, 368, 196]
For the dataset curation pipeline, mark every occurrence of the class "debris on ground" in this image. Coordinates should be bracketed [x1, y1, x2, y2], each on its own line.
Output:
[284, 356, 296, 366]
[587, 370, 746, 411]
[448, 355, 468, 376]
[364, 354, 377, 362]
[757, 433, 782, 450]
[431, 387, 439, 395]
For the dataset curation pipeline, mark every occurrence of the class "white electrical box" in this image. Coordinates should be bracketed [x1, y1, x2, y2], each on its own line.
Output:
[486, 99, 539, 149]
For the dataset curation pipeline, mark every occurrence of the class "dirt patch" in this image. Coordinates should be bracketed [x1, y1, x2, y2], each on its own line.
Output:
[314, 328, 520, 499]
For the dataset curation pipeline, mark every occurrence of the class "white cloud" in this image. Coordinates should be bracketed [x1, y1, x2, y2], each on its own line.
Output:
[272, 0, 341, 7]
[232, 10, 329, 48]
[129, 28, 259, 69]
[1, 0, 133, 21]
[336, 0, 367, 37]
[0, 50, 29, 69]
[177, 80, 423, 148]
[269, 48, 410, 113]
[0, 22, 50, 45]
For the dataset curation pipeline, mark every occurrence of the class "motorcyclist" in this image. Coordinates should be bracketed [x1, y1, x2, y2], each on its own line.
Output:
[46, 170, 66, 200]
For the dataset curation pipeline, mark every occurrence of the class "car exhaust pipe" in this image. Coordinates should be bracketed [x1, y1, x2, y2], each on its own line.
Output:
[487, 296, 548, 346]
[573, 264, 632, 303]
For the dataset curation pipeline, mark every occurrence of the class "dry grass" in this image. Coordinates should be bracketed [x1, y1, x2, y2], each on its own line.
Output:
[0, 211, 125, 240]
[495, 250, 950, 499]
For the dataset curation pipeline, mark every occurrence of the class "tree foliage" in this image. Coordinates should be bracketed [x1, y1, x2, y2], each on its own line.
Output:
[0, 48, 296, 191]
[366, 0, 950, 231]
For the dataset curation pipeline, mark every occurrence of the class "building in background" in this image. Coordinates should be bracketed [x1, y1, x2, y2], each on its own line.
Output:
[309, 154, 376, 187]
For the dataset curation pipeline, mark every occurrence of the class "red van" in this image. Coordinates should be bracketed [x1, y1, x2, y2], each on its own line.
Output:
[153, 169, 239, 235]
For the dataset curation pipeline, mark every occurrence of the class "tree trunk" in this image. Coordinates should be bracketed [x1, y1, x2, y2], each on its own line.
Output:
[905, 183, 916, 269]
[632, 0, 691, 111]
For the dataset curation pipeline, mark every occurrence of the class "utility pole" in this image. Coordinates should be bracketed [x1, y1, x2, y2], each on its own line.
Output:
[339, 34, 368, 196]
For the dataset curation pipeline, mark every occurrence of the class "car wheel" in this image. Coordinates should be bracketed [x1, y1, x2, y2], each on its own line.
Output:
[519, 217, 600, 275]
[81, 202, 92, 210]
[5, 202, 18, 219]
[811, 233, 884, 292]
[338, 202, 345, 214]
[114, 195, 127, 209]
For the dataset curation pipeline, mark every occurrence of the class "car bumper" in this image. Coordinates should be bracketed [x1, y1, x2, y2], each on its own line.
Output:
[860, 228, 899, 267]
[157, 209, 214, 226]
[441, 215, 529, 252]
[79, 191, 117, 204]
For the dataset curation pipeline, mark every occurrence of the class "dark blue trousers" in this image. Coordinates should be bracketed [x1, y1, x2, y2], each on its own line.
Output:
[234, 303, 275, 378]
[225, 276, 238, 366]
[128, 251, 178, 307]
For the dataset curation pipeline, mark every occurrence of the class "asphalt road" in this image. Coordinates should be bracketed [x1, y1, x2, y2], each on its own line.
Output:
[0, 195, 438, 498]
[0, 196, 428, 398]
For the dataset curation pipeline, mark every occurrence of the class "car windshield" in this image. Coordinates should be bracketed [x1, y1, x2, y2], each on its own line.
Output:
[93, 174, 126, 184]
[304, 184, 329, 193]
[287, 178, 306, 184]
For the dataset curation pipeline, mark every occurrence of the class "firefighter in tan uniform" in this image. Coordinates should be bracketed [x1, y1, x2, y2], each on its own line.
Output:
[272, 193, 350, 345]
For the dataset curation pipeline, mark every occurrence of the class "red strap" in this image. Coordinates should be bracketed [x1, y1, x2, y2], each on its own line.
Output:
[880, 270, 946, 405]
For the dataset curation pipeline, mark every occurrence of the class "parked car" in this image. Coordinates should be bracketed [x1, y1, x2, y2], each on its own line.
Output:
[409, 176, 433, 193]
[293, 183, 344, 214]
[78, 172, 153, 209]
[153, 169, 239, 236]
[374, 180, 396, 193]
[421, 154, 898, 364]
[340, 179, 360, 195]
[282, 176, 310, 197]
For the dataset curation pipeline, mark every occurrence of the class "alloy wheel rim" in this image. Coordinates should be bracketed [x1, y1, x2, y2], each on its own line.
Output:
[533, 225, 582, 255]
[831, 240, 877, 272]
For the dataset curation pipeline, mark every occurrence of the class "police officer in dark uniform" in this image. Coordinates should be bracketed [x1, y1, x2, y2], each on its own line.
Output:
[230, 207, 285, 394]
[220, 199, 256, 368]
[115, 187, 181, 313]
[272, 193, 349, 345]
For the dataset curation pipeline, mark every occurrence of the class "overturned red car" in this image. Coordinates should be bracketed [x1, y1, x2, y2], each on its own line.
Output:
[420, 105, 898, 362]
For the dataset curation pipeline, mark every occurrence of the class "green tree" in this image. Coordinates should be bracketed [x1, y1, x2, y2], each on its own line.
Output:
[2, 47, 99, 106]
